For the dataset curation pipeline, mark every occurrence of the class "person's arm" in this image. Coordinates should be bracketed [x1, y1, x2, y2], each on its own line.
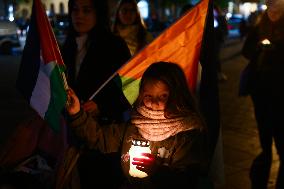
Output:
[67, 89, 127, 153]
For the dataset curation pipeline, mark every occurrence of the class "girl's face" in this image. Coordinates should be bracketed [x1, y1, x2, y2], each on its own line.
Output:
[141, 80, 169, 111]
[118, 3, 137, 25]
[71, 0, 96, 35]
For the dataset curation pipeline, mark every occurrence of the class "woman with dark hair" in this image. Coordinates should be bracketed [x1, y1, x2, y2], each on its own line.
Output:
[62, 0, 131, 124]
[66, 62, 209, 189]
[61, 0, 132, 188]
[112, 0, 153, 56]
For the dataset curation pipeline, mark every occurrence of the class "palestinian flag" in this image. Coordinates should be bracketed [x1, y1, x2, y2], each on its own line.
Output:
[116, 0, 210, 104]
[16, 0, 67, 132]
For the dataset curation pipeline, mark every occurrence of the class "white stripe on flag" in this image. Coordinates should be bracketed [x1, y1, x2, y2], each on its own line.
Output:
[30, 57, 56, 118]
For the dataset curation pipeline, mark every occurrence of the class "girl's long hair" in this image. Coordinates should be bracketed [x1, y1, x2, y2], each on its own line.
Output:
[133, 62, 201, 118]
[112, 0, 148, 52]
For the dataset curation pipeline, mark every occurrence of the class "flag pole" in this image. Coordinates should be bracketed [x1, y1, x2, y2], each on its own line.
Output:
[88, 70, 118, 100]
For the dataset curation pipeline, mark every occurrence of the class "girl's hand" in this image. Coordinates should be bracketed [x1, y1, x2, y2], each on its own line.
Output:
[132, 153, 158, 176]
[82, 100, 99, 115]
[66, 89, 81, 115]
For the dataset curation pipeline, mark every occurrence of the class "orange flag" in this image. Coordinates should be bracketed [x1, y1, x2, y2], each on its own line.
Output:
[90, 0, 210, 105]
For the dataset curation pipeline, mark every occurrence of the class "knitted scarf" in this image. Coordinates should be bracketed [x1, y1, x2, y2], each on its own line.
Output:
[131, 106, 196, 141]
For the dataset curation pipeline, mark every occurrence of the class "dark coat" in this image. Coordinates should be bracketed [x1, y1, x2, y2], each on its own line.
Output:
[61, 29, 132, 189]
[214, 15, 228, 45]
[62, 29, 132, 124]
[69, 109, 209, 189]
[242, 11, 284, 97]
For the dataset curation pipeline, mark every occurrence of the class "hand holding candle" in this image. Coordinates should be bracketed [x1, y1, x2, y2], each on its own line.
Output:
[129, 140, 153, 178]
[132, 153, 157, 176]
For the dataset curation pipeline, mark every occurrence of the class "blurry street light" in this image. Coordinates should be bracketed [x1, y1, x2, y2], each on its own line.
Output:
[8, 4, 14, 21]
[138, 0, 149, 19]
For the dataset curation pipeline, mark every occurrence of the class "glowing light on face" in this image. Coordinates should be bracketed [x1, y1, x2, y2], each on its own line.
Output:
[142, 80, 169, 111]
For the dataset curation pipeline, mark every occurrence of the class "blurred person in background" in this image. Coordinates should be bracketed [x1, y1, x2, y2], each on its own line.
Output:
[239, 17, 248, 41]
[247, 10, 264, 32]
[112, 0, 153, 56]
[213, 4, 228, 82]
[242, 0, 284, 188]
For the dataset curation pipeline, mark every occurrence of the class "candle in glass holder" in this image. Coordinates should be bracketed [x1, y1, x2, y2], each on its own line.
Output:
[128, 139, 151, 178]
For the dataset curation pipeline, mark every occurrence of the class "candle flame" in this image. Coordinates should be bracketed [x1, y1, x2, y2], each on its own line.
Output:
[261, 39, 271, 45]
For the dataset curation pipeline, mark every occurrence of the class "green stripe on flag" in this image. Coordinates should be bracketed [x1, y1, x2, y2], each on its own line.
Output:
[45, 65, 67, 132]
[121, 76, 141, 105]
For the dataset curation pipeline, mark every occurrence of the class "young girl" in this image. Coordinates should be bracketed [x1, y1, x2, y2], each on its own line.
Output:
[67, 62, 209, 188]
[112, 0, 153, 56]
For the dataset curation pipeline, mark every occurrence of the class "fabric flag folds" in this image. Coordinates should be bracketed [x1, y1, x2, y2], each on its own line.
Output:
[117, 0, 209, 104]
[16, 0, 67, 132]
